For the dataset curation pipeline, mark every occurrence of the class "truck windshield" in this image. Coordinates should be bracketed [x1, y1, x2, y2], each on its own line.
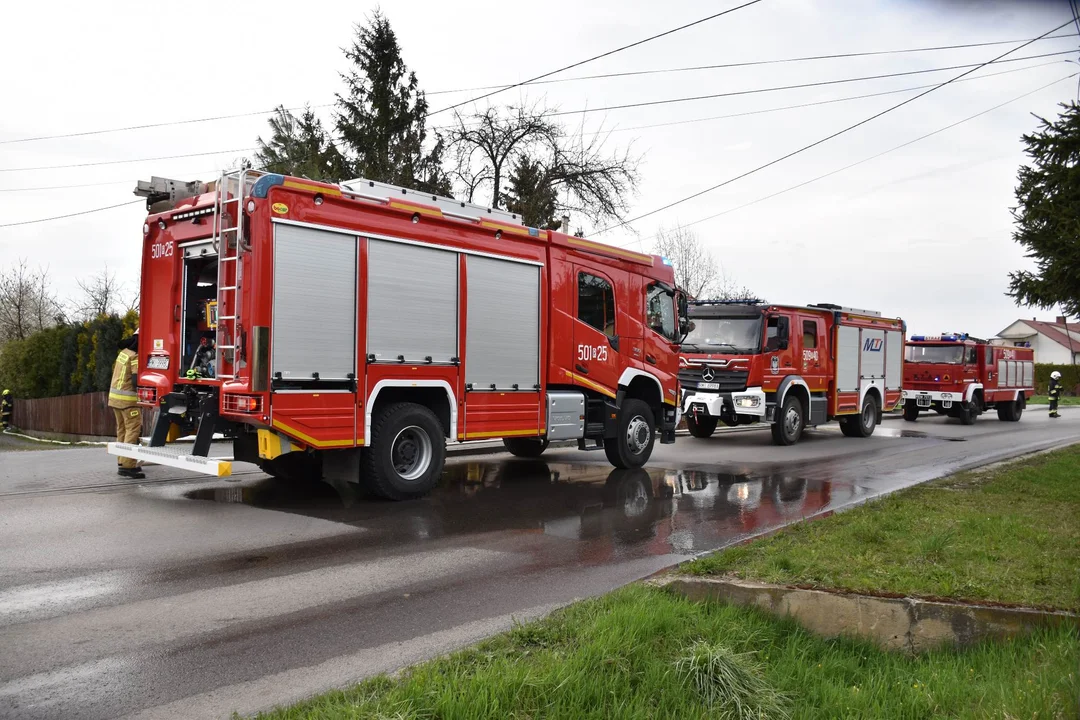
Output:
[905, 344, 964, 364]
[682, 317, 762, 353]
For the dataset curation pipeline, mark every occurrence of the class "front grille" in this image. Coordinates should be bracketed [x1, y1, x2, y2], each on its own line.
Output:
[679, 368, 748, 392]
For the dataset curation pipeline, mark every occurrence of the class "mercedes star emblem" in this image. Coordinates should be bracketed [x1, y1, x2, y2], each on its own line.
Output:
[701, 366, 714, 382]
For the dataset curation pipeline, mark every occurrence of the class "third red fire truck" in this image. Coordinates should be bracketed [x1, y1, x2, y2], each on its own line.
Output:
[110, 170, 687, 499]
[680, 301, 905, 445]
[902, 334, 1033, 424]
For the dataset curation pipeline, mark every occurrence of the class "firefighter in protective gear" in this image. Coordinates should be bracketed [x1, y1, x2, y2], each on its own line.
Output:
[109, 332, 145, 478]
[1, 389, 12, 430]
[1048, 370, 1062, 419]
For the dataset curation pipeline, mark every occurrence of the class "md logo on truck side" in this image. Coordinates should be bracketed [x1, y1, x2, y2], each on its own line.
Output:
[863, 338, 883, 352]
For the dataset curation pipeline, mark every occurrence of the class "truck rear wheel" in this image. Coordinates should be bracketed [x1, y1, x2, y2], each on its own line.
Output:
[770, 395, 804, 446]
[604, 399, 655, 469]
[363, 402, 445, 500]
[686, 414, 718, 438]
[842, 395, 879, 438]
[903, 401, 919, 422]
[503, 437, 549, 458]
[996, 400, 1023, 422]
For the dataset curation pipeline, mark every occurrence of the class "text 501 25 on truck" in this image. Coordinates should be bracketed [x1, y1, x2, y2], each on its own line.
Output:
[109, 170, 688, 499]
[902, 334, 1033, 424]
[679, 301, 905, 445]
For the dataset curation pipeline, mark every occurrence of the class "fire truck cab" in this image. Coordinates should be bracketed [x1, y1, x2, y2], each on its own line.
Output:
[110, 171, 687, 499]
[680, 301, 905, 445]
[902, 334, 1033, 424]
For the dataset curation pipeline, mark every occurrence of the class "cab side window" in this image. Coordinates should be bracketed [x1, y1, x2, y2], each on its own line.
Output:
[579, 272, 615, 337]
[646, 283, 676, 341]
[765, 317, 780, 351]
[986, 346, 993, 364]
[802, 320, 818, 349]
[967, 347, 978, 364]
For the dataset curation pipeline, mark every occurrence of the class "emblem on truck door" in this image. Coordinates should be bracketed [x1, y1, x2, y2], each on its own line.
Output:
[771, 356, 779, 375]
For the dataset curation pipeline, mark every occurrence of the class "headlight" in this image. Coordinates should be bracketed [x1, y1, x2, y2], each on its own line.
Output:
[735, 396, 760, 408]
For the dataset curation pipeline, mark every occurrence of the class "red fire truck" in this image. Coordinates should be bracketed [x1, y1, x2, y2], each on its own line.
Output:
[679, 301, 905, 445]
[901, 333, 1033, 424]
[109, 171, 687, 499]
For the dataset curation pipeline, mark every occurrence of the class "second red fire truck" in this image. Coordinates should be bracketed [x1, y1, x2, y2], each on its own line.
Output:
[679, 301, 906, 445]
[110, 171, 688, 499]
[902, 334, 1034, 423]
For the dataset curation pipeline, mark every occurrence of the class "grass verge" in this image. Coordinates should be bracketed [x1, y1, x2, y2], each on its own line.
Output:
[686, 445, 1080, 611]
[252, 585, 1079, 719]
[1029, 395, 1080, 406]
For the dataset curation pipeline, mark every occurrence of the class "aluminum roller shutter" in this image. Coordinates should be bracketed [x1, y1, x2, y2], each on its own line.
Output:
[272, 224, 357, 380]
[836, 325, 860, 392]
[367, 239, 458, 363]
[885, 330, 903, 390]
[465, 256, 540, 390]
[861, 329, 885, 379]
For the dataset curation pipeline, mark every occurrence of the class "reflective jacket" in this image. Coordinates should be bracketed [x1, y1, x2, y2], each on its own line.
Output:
[1048, 378, 1062, 399]
[108, 349, 139, 409]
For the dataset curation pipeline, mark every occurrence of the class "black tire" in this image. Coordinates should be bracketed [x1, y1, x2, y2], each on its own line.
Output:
[844, 394, 879, 438]
[503, 437, 549, 458]
[604, 399, 656, 469]
[903, 401, 919, 422]
[996, 400, 1023, 422]
[362, 402, 446, 500]
[770, 394, 804, 446]
[958, 403, 977, 426]
[686, 414, 718, 438]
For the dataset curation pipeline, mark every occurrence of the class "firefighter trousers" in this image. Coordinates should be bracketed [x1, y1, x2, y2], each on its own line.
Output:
[113, 407, 141, 469]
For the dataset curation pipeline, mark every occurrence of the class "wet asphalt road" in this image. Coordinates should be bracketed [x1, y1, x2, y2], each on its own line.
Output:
[1, 408, 1078, 719]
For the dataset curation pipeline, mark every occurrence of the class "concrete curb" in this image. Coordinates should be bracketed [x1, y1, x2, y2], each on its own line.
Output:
[655, 575, 1080, 654]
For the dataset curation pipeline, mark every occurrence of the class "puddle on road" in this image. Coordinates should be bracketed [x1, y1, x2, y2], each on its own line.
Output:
[875, 427, 966, 442]
[186, 458, 851, 557]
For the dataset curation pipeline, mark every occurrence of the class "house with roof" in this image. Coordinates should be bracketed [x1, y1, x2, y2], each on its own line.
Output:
[994, 316, 1080, 364]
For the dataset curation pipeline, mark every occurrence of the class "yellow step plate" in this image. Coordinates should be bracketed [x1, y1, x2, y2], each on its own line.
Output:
[107, 443, 233, 477]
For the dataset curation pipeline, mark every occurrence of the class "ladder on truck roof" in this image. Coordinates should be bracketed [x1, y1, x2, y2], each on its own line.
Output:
[211, 168, 268, 380]
[341, 177, 524, 226]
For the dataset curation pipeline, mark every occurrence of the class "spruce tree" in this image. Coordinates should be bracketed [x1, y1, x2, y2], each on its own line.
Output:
[503, 156, 559, 229]
[255, 106, 346, 181]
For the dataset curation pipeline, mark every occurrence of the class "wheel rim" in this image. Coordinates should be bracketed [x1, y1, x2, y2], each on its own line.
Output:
[862, 402, 873, 429]
[623, 481, 649, 517]
[391, 425, 432, 481]
[625, 415, 651, 455]
[784, 406, 800, 437]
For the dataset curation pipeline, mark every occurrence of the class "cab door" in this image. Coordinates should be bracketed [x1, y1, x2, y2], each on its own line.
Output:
[763, 313, 797, 391]
[799, 315, 827, 391]
[572, 266, 624, 399]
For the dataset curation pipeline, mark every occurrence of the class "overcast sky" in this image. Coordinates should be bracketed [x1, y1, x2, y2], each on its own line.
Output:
[1, 0, 1077, 339]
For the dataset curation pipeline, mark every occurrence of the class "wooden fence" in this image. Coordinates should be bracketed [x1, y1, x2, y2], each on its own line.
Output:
[11, 392, 154, 438]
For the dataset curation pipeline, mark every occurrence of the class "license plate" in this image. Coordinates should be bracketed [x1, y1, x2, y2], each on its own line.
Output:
[916, 394, 931, 407]
[147, 355, 170, 370]
[697, 382, 720, 390]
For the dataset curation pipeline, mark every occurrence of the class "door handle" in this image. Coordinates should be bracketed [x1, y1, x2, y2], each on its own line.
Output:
[646, 354, 657, 365]
[575, 364, 589, 375]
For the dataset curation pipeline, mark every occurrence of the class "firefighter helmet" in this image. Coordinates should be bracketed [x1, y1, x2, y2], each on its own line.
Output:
[1050, 371, 1062, 380]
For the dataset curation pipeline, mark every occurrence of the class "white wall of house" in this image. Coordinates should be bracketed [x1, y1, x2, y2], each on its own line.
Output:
[995, 320, 1080, 364]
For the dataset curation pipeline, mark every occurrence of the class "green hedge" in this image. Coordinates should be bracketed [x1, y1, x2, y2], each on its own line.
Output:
[1035, 363, 1079, 395]
[0, 311, 138, 399]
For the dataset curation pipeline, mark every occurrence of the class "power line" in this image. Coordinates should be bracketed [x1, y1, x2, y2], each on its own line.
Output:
[0, 169, 220, 193]
[594, 18, 1076, 235]
[424, 0, 765, 117]
[0, 199, 144, 229]
[4, 32, 1074, 147]
[592, 60, 1066, 136]
[427, 32, 1079, 96]
[0, 148, 256, 174]
[620, 72, 1077, 248]
[547, 50, 1075, 118]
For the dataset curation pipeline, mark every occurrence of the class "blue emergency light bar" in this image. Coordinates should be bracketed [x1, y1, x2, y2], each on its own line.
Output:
[910, 333, 967, 342]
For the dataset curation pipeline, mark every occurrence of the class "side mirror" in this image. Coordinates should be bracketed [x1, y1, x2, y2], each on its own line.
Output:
[777, 316, 790, 350]
[676, 291, 690, 343]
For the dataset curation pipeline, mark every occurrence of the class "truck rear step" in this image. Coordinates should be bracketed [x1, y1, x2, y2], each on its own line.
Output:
[108, 442, 233, 477]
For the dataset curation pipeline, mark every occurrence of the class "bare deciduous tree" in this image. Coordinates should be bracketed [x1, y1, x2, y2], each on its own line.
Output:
[448, 103, 640, 229]
[0, 260, 62, 344]
[652, 225, 757, 301]
[73, 266, 129, 320]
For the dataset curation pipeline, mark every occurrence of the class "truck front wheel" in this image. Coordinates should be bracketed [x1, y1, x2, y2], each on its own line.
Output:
[686, 414, 718, 438]
[363, 402, 446, 500]
[605, 399, 655, 469]
[903, 401, 919, 422]
[770, 395, 805, 446]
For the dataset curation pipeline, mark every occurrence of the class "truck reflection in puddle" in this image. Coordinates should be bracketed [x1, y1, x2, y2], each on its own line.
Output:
[187, 459, 848, 557]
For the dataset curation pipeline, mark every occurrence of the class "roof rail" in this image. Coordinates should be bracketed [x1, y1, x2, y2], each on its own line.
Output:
[808, 302, 881, 317]
[689, 298, 764, 306]
[340, 177, 523, 226]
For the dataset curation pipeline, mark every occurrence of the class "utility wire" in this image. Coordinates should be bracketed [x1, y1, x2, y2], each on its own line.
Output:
[594, 18, 1077, 235]
[0, 169, 220, 193]
[4, 31, 1073, 146]
[427, 32, 1079, 96]
[619, 72, 1077, 248]
[0, 148, 256, 174]
[548, 50, 1075, 117]
[424, 0, 765, 117]
[593, 60, 1066, 136]
[0, 199, 144, 229]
